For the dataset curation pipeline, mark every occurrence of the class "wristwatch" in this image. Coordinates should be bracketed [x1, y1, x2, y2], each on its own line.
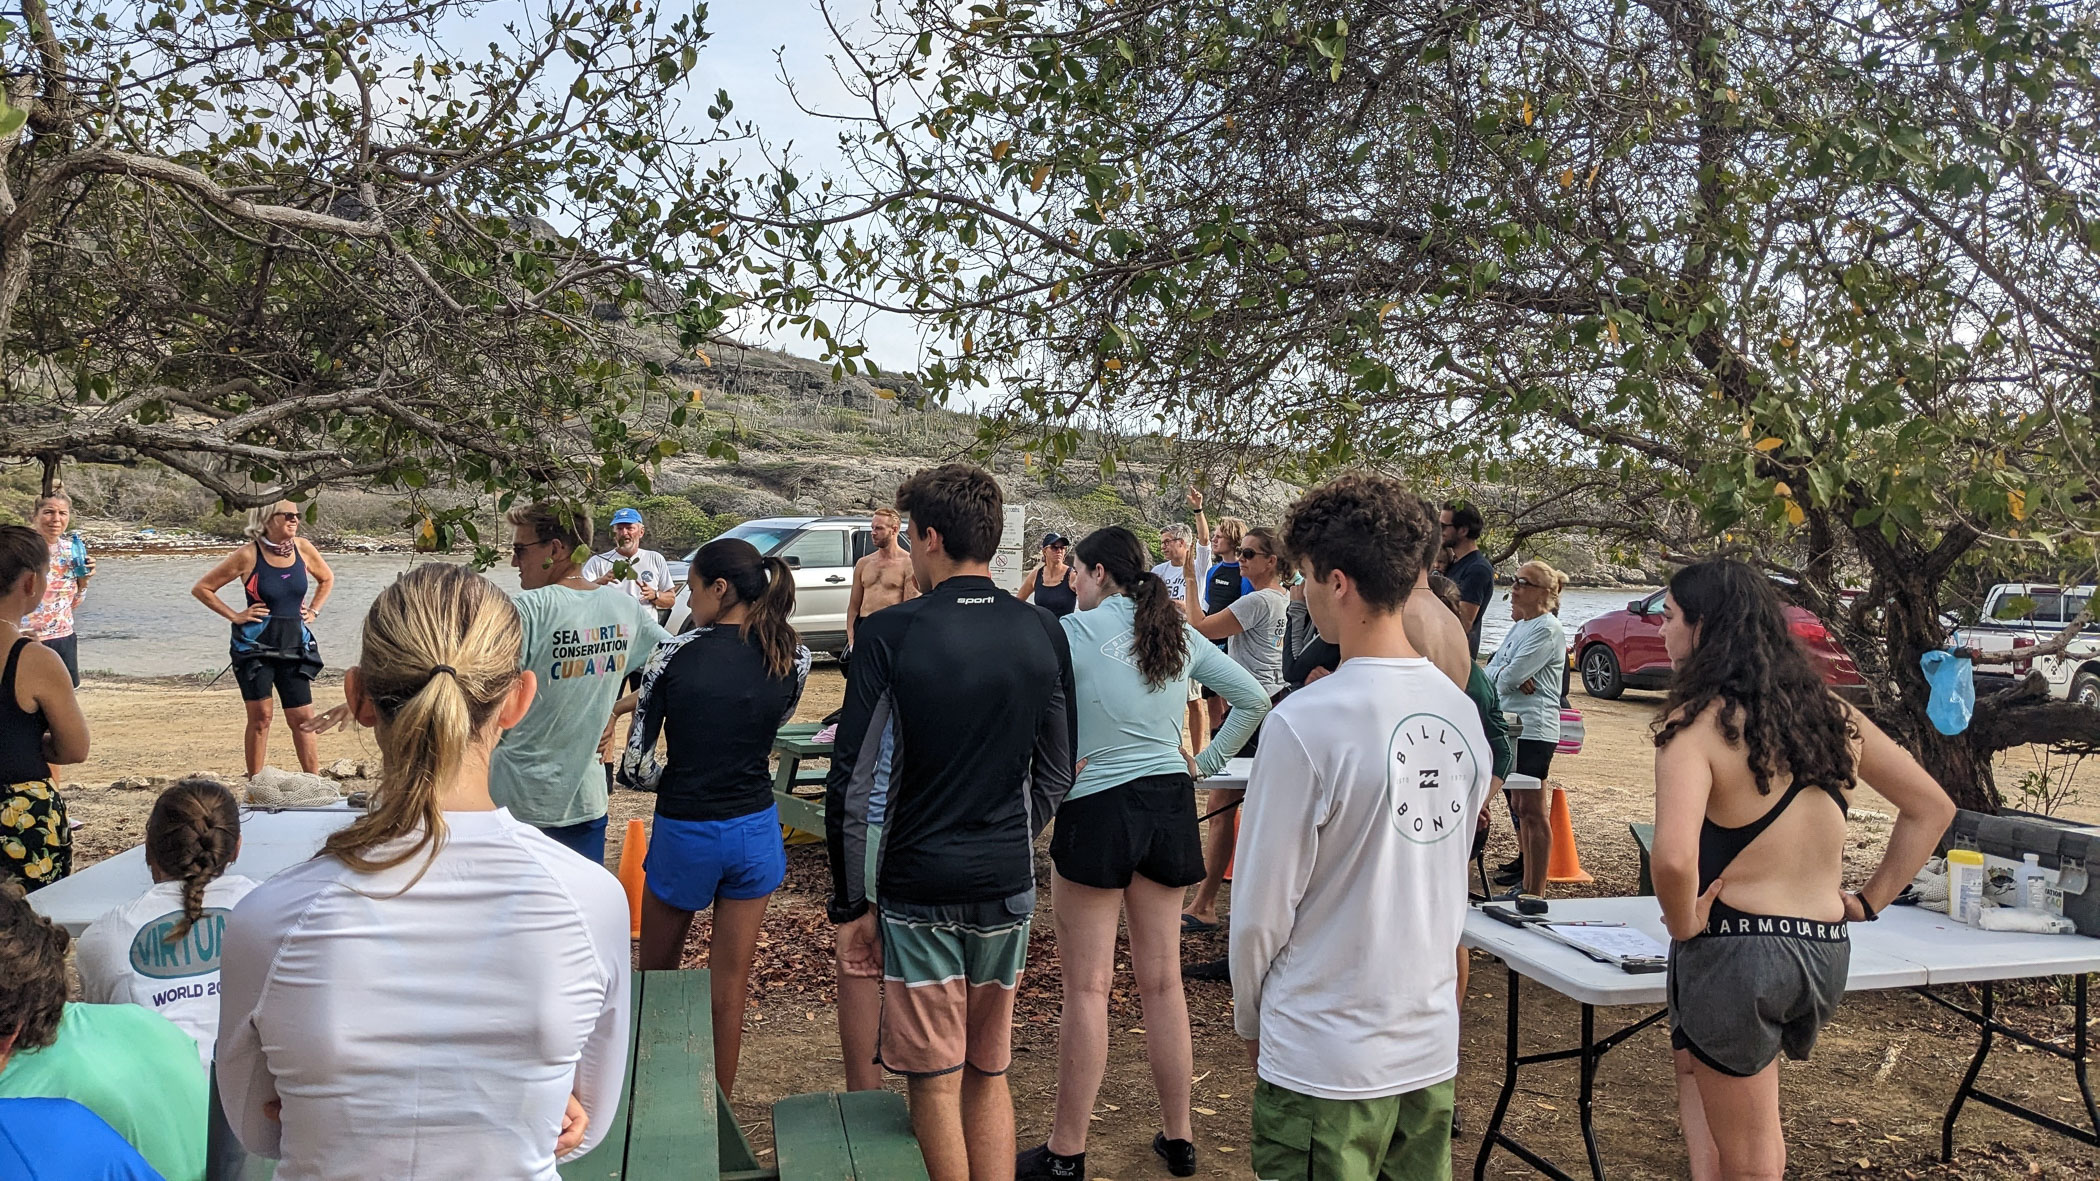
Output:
[1848, 890, 1879, 921]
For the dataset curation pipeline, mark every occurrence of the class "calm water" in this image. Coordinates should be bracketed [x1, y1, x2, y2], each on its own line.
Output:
[70, 553, 520, 678]
[61, 552, 1651, 677]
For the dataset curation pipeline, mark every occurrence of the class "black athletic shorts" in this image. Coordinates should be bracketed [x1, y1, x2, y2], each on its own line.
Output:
[1514, 738, 1556, 783]
[1050, 773, 1206, 890]
[39, 635, 78, 688]
[232, 657, 314, 709]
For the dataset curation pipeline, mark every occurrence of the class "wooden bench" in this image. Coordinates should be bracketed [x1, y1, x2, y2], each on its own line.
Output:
[1630, 822, 1655, 896]
[771, 722, 834, 837]
[209, 968, 927, 1180]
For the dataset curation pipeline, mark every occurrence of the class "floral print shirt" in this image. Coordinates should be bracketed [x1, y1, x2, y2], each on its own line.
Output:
[19, 541, 81, 640]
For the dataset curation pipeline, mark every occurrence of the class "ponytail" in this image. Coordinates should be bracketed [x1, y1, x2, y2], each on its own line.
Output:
[145, 778, 241, 942]
[323, 564, 523, 876]
[691, 537, 802, 680]
[1072, 527, 1187, 689]
[748, 556, 801, 680]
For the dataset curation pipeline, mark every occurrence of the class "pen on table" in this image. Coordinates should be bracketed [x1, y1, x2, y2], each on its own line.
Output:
[1551, 921, 1628, 928]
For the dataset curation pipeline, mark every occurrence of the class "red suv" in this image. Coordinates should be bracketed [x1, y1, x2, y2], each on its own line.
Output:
[1573, 589, 1863, 699]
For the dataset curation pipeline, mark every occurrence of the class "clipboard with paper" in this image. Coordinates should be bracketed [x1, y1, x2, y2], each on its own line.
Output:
[1539, 923, 1670, 972]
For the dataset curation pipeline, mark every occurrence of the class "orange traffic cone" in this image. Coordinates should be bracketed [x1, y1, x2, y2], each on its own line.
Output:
[616, 818, 648, 939]
[1546, 785, 1592, 884]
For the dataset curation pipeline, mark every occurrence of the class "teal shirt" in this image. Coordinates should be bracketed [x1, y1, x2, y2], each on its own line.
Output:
[0, 1003, 207, 1181]
[1060, 595, 1270, 801]
[492, 585, 671, 827]
[1487, 611, 1565, 744]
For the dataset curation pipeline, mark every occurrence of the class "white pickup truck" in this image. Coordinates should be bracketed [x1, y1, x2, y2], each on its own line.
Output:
[1952, 583, 2099, 708]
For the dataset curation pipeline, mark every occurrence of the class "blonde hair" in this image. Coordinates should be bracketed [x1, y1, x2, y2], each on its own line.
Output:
[1214, 516, 1248, 550]
[870, 507, 900, 523]
[322, 564, 524, 875]
[1520, 559, 1570, 614]
[244, 500, 299, 540]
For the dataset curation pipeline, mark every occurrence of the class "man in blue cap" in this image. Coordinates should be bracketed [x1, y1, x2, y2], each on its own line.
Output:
[583, 507, 675, 612]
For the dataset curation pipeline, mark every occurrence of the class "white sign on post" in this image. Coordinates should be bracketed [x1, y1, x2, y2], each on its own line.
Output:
[991, 504, 1027, 592]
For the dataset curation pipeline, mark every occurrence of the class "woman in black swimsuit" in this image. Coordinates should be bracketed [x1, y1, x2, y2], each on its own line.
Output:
[1019, 532, 1078, 617]
[191, 502, 336, 775]
[1651, 560, 1952, 1180]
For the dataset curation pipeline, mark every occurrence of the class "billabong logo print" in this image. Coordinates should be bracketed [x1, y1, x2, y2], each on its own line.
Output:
[1386, 712, 1479, 844]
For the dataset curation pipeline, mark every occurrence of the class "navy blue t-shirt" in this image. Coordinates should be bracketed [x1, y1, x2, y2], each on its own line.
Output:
[1449, 549, 1495, 658]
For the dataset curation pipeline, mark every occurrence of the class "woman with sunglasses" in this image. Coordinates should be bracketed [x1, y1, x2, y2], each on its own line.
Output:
[1177, 526, 1290, 933]
[1484, 559, 1568, 900]
[1018, 532, 1078, 618]
[191, 502, 334, 775]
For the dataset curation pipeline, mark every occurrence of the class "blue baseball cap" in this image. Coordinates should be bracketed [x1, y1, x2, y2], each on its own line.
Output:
[611, 508, 644, 526]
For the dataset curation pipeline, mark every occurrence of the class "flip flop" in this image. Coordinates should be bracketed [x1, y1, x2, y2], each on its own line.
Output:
[1180, 914, 1220, 933]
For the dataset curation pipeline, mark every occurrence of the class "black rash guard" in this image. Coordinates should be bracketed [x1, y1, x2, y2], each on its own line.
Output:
[825, 574, 1077, 921]
[617, 625, 811, 822]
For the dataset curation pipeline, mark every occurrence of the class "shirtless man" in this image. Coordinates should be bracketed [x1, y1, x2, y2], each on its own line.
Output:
[845, 508, 918, 657]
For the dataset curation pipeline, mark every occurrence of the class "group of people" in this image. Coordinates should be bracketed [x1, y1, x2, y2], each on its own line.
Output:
[0, 465, 1958, 1181]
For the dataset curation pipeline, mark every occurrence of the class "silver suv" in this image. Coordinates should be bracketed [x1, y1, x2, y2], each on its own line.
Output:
[666, 516, 902, 655]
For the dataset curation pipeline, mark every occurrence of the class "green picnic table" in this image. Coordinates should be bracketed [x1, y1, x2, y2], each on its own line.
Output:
[209, 968, 927, 1181]
[771, 722, 833, 838]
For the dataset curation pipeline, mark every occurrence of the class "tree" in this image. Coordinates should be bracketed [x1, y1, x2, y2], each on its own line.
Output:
[716, 0, 2100, 809]
[2, 0, 738, 544]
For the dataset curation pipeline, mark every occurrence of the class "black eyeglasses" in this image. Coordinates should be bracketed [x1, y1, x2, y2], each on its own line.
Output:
[1236, 547, 1268, 560]
[1512, 577, 1543, 589]
[511, 538, 553, 557]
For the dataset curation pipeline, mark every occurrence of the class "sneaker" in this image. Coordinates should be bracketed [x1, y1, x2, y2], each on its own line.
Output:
[1183, 957, 1231, 982]
[1491, 863, 1524, 887]
[1495, 857, 1522, 876]
[1015, 1143, 1084, 1180]
[1451, 1106, 1465, 1137]
[1153, 1132, 1197, 1177]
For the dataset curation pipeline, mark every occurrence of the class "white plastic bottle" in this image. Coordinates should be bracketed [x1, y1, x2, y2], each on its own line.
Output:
[2017, 853, 2047, 911]
[1947, 849, 1986, 925]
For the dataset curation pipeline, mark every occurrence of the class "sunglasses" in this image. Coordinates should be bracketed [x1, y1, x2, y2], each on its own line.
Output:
[1236, 547, 1269, 560]
[275, 511, 301, 521]
[1512, 577, 1544, 589]
[511, 538, 554, 557]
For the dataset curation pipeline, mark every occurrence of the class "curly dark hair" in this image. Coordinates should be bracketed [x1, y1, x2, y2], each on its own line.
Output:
[1072, 526, 1187, 688]
[0, 884, 70, 1055]
[1651, 559, 1857, 796]
[1282, 474, 1430, 610]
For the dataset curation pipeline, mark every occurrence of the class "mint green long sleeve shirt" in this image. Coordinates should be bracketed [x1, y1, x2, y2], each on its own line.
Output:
[1060, 595, 1270, 801]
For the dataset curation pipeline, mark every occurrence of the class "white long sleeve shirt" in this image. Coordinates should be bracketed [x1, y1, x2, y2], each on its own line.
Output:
[76, 875, 261, 1070]
[217, 809, 631, 1180]
[1230, 657, 1491, 1100]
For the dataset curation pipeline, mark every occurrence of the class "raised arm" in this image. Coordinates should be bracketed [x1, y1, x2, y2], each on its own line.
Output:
[1845, 706, 1957, 918]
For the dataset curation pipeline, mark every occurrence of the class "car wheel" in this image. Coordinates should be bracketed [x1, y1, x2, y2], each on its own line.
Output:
[1580, 644, 1624, 700]
[2074, 670, 2100, 711]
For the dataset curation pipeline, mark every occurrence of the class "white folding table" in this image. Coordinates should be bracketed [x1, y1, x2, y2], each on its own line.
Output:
[30, 806, 358, 935]
[1462, 896, 2100, 1180]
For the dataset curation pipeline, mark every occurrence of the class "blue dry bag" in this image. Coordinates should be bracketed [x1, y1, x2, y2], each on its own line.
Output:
[1920, 649, 1975, 736]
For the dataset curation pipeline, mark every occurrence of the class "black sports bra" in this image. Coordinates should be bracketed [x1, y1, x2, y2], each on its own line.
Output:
[1698, 779, 1849, 892]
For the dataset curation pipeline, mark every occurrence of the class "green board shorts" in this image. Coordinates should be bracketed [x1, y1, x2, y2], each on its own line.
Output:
[875, 891, 1033, 1078]
[1251, 1076, 1455, 1181]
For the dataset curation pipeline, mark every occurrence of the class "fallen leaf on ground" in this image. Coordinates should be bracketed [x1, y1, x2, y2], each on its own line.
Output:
[1194, 1107, 1218, 1116]
[1536, 1102, 1558, 1111]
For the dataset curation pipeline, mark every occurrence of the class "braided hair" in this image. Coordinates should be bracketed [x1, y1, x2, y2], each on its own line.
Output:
[144, 778, 242, 942]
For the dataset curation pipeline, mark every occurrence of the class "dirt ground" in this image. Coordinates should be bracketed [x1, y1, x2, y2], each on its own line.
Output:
[54, 668, 2100, 1179]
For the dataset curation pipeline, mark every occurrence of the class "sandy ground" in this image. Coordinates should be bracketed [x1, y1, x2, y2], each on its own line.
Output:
[51, 669, 2100, 1178]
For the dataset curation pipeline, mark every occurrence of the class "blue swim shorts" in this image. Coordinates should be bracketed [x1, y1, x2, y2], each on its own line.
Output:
[645, 806, 787, 911]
